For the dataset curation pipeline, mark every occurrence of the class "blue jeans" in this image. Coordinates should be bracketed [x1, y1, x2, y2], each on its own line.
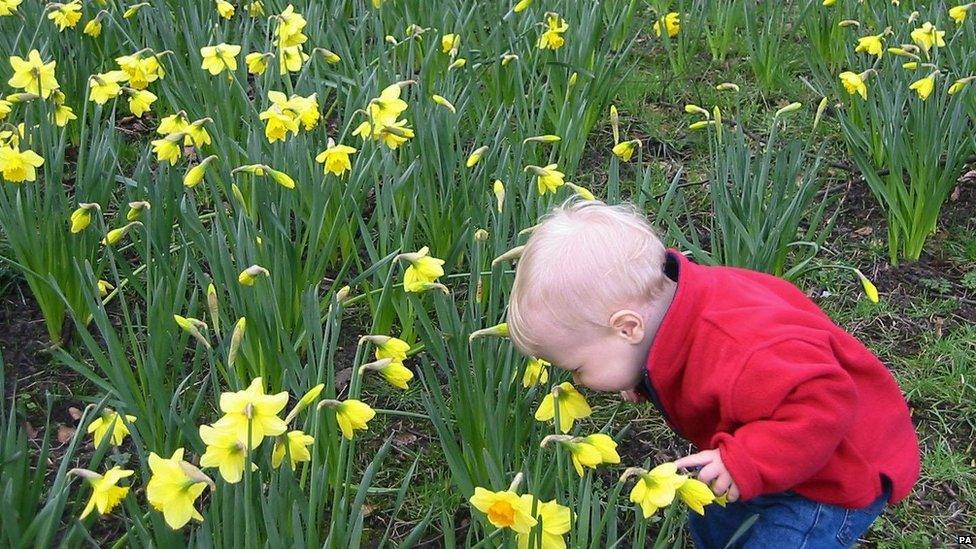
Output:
[688, 481, 891, 548]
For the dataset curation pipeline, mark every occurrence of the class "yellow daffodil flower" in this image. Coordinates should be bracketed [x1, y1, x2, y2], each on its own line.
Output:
[515, 496, 570, 548]
[513, 0, 532, 13]
[8, 49, 59, 98]
[535, 382, 591, 433]
[54, 103, 77, 127]
[151, 134, 184, 165]
[69, 203, 99, 233]
[362, 334, 411, 362]
[213, 377, 288, 443]
[247, 1, 264, 16]
[74, 467, 133, 519]
[469, 487, 538, 534]
[0, 0, 23, 16]
[259, 105, 300, 142]
[116, 52, 166, 90]
[583, 433, 621, 465]
[278, 45, 308, 75]
[0, 99, 10, 119]
[839, 71, 868, 99]
[677, 477, 716, 515]
[910, 22, 946, 55]
[950, 4, 973, 24]
[612, 139, 641, 162]
[245, 52, 271, 75]
[216, 0, 234, 19]
[272, 430, 314, 468]
[565, 439, 603, 476]
[126, 89, 156, 117]
[83, 18, 102, 38]
[0, 145, 44, 183]
[315, 142, 357, 175]
[525, 164, 566, 195]
[200, 43, 241, 75]
[97, 279, 114, 297]
[101, 221, 142, 246]
[378, 360, 414, 389]
[146, 449, 212, 530]
[949, 76, 975, 94]
[122, 2, 150, 18]
[274, 4, 308, 48]
[538, 12, 569, 50]
[399, 246, 446, 292]
[466, 145, 489, 168]
[441, 33, 460, 54]
[523, 357, 550, 387]
[629, 462, 687, 518]
[855, 34, 885, 57]
[48, 1, 82, 31]
[327, 399, 376, 440]
[88, 71, 128, 104]
[87, 408, 136, 446]
[653, 12, 680, 38]
[909, 73, 936, 99]
[237, 264, 269, 286]
[199, 424, 255, 483]
[182, 155, 217, 188]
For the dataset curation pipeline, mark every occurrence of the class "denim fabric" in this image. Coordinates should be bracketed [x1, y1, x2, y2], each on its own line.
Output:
[688, 480, 891, 549]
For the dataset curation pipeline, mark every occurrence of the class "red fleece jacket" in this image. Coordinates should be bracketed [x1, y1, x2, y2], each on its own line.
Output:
[644, 250, 920, 508]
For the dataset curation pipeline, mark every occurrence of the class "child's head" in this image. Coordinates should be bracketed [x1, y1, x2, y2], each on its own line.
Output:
[507, 198, 673, 392]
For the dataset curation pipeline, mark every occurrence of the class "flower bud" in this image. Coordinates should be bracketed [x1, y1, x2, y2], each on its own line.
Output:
[126, 201, 150, 221]
[431, 94, 457, 113]
[228, 317, 246, 368]
[238, 265, 269, 286]
[468, 322, 509, 341]
[466, 145, 489, 168]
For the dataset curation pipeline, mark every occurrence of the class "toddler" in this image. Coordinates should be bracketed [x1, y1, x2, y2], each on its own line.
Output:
[506, 198, 920, 548]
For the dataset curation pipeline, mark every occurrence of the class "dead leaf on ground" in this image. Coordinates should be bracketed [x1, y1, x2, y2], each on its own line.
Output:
[57, 424, 76, 444]
[854, 226, 873, 237]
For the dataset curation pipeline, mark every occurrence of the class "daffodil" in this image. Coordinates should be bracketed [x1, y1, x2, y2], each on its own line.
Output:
[0, 145, 44, 183]
[361, 358, 414, 390]
[525, 164, 566, 195]
[653, 12, 680, 38]
[516, 496, 570, 549]
[0, 99, 10, 120]
[216, 0, 234, 19]
[53, 103, 77, 127]
[441, 33, 460, 54]
[466, 145, 489, 168]
[278, 45, 308, 75]
[564, 439, 603, 476]
[399, 246, 446, 292]
[538, 13, 569, 50]
[8, 49, 59, 98]
[151, 134, 184, 165]
[839, 71, 868, 99]
[259, 105, 300, 142]
[582, 433, 621, 465]
[245, 52, 270, 75]
[74, 467, 133, 519]
[513, 0, 532, 13]
[909, 73, 936, 99]
[97, 279, 114, 297]
[88, 71, 128, 104]
[116, 52, 165, 90]
[126, 201, 149, 221]
[237, 264, 270, 285]
[535, 382, 591, 433]
[101, 221, 142, 246]
[183, 155, 217, 188]
[855, 33, 885, 57]
[0, 0, 23, 16]
[213, 377, 288, 443]
[200, 43, 241, 75]
[271, 430, 314, 468]
[70, 203, 99, 233]
[274, 4, 308, 48]
[822, 0, 836, 5]
[949, 76, 975, 94]
[87, 409, 136, 446]
[246, 1, 264, 16]
[628, 462, 687, 518]
[315, 141, 357, 176]
[48, 1, 82, 31]
[199, 424, 255, 483]
[146, 449, 212, 530]
[122, 2, 149, 18]
[612, 139, 641, 162]
[83, 18, 102, 38]
[523, 357, 550, 387]
[494, 179, 505, 212]
[910, 22, 946, 56]
[856, 270, 880, 303]
[469, 487, 538, 534]
[677, 477, 715, 515]
[319, 399, 376, 440]
[950, 4, 973, 24]
[127, 89, 157, 117]
[363, 334, 411, 362]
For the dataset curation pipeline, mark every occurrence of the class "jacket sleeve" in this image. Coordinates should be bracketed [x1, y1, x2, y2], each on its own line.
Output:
[711, 338, 858, 501]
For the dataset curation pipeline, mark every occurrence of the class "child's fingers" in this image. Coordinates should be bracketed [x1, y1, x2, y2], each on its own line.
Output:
[710, 473, 733, 497]
[674, 451, 714, 470]
[695, 462, 722, 486]
[727, 484, 740, 503]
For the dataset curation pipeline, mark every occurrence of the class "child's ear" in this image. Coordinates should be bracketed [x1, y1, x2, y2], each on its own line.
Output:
[608, 310, 644, 343]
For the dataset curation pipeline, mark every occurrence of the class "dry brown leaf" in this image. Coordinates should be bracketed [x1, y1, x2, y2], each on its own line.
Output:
[57, 424, 76, 444]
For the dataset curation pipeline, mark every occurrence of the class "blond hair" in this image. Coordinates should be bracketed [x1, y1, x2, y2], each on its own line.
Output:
[506, 197, 669, 357]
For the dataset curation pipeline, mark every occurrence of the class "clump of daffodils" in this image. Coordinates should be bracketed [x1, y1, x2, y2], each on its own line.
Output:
[623, 463, 717, 518]
[353, 82, 415, 150]
[259, 90, 320, 143]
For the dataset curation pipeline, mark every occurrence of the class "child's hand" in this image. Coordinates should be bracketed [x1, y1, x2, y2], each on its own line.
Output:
[674, 449, 740, 502]
[620, 389, 646, 403]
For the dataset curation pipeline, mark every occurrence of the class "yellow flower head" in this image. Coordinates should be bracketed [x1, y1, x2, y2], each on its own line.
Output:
[78, 467, 133, 519]
[315, 142, 357, 176]
[366, 335, 411, 362]
[0, 145, 44, 183]
[909, 74, 936, 99]
[199, 424, 254, 484]
[200, 43, 241, 75]
[582, 433, 621, 464]
[855, 34, 885, 57]
[216, 0, 234, 19]
[272, 430, 315, 468]
[629, 462, 687, 518]
[88, 71, 128, 105]
[183, 155, 217, 188]
[87, 408, 136, 446]
[245, 52, 270, 75]
[213, 377, 288, 443]
[538, 13, 569, 50]
[526, 163, 566, 195]
[275, 4, 308, 48]
[950, 4, 972, 24]
[469, 487, 538, 534]
[522, 357, 550, 387]
[48, 1, 82, 31]
[516, 496, 571, 548]
[128, 89, 157, 117]
[146, 448, 211, 530]
[8, 49, 59, 98]
[401, 246, 446, 292]
[151, 135, 183, 165]
[116, 52, 166, 90]
[910, 22, 946, 55]
[83, 18, 102, 38]
[534, 382, 592, 433]
[333, 399, 376, 439]
[612, 139, 641, 162]
[0, 0, 24, 16]
[441, 33, 460, 54]
[378, 360, 414, 390]
[653, 12, 681, 38]
[839, 71, 868, 99]
[677, 477, 716, 515]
